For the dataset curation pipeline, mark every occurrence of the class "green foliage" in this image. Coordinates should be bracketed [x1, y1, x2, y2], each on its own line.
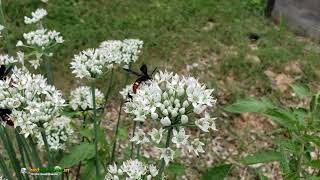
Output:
[291, 84, 311, 99]
[59, 142, 95, 167]
[243, 0, 267, 14]
[201, 164, 232, 180]
[224, 98, 274, 113]
[225, 85, 320, 179]
[167, 163, 186, 176]
[241, 151, 281, 165]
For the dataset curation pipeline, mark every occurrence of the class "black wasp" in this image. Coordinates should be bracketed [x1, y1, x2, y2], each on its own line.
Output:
[123, 64, 157, 94]
[0, 65, 14, 126]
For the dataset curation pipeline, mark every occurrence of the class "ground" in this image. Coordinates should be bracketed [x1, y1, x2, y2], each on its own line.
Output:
[2, 0, 320, 179]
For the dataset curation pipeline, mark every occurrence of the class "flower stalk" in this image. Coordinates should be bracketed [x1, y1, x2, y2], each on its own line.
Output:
[157, 127, 173, 179]
[91, 78, 100, 176]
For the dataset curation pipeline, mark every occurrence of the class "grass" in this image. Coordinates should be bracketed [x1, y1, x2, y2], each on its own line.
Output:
[3, 0, 320, 104]
[2, 0, 320, 179]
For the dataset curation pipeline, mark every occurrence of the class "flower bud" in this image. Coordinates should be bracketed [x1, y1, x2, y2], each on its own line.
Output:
[174, 99, 180, 105]
[179, 108, 185, 114]
[151, 113, 158, 120]
[181, 115, 188, 124]
[182, 100, 189, 108]
[169, 89, 174, 95]
[162, 109, 169, 116]
[162, 92, 168, 99]
[161, 117, 171, 126]
[163, 100, 170, 107]
[171, 110, 178, 117]
[159, 104, 165, 111]
[170, 97, 174, 103]
[177, 87, 185, 96]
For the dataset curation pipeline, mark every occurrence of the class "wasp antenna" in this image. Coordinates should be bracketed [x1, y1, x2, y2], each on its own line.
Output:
[151, 67, 158, 76]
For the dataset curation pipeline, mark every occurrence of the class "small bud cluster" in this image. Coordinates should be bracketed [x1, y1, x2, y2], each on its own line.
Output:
[105, 159, 158, 180]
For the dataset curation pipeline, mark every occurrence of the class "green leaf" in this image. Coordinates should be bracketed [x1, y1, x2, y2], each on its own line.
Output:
[201, 164, 231, 180]
[241, 151, 281, 165]
[79, 129, 93, 139]
[81, 160, 95, 180]
[303, 135, 320, 147]
[291, 84, 311, 99]
[305, 160, 320, 169]
[263, 108, 301, 130]
[59, 142, 95, 167]
[167, 163, 186, 175]
[224, 98, 273, 113]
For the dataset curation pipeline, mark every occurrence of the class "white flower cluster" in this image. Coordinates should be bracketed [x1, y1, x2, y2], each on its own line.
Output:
[71, 39, 143, 79]
[36, 116, 73, 150]
[69, 86, 105, 111]
[0, 54, 17, 65]
[0, 24, 4, 37]
[20, 28, 64, 48]
[99, 39, 143, 65]
[123, 71, 216, 165]
[0, 67, 73, 150]
[70, 48, 113, 79]
[105, 159, 158, 180]
[24, 8, 47, 24]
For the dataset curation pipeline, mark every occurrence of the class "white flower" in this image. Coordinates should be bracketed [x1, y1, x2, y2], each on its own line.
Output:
[188, 139, 205, 156]
[160, 117, 171, 126]
[0, 54, 17, 65]
[195, 111, 216, 132]
[171, 128, 189, 148]
[69, 86, 105, 110]
[16, 41, 24, 47]
[29, 59, 40, 69]
[148, 128, 164, 144]
[70, 48, 112, 79]
[130, 129, 149, 145]
[104, 173, 119, 180]
[120, 159, 148, 179]
[149, 164, 158, 177]
[22, 28, 64, 47]
[108, 163, 118, 174]
[24, 8, 47, 24]
[160, 148, 175, 166]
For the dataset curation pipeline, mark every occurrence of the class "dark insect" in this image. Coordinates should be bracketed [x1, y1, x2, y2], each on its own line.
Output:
[123, 64, 157, 94]
[0, 65, 14, 126]
[248, 33, 260, 42]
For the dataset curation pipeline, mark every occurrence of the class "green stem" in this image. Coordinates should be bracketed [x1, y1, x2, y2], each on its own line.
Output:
[75, 112, 87, 180]
[0, 127, 22, 180]
[110, 102, 123, 163]
[110, 64, 131, 163]
[44, 58, 54, 84]
[91, 79, 99, 176]
[130, 121, 137, 159]
[0, 152, 12, 180]
[157, 127, 173, 180]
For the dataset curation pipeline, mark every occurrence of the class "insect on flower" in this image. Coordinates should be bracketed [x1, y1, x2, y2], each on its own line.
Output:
[0, 65, 14, 126]
[123, 64, 157, 94]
